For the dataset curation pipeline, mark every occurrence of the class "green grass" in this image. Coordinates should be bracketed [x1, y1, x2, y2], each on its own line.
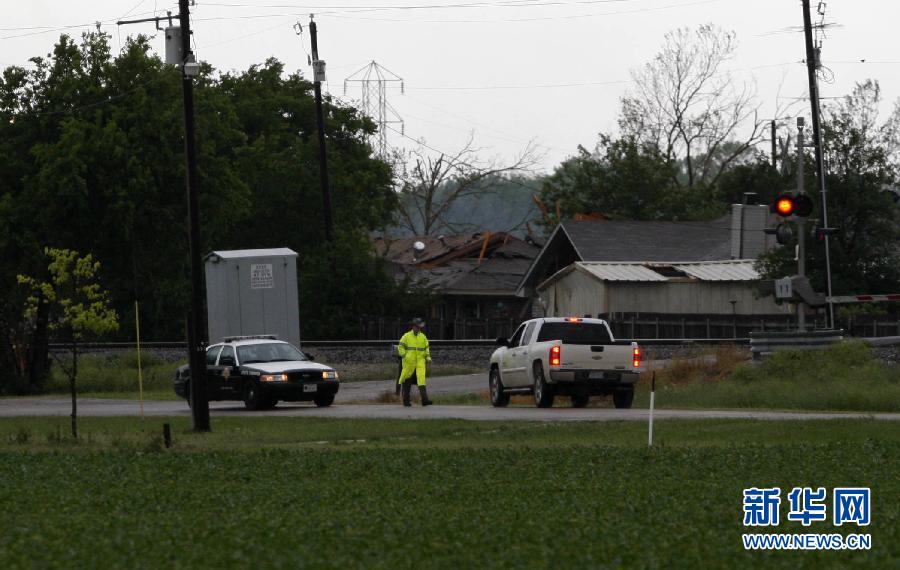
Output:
[45, 351, 181, 398]
[37, 356, 480, 400]
[634, 342, 900, 412]
[0, 417, 896, 568]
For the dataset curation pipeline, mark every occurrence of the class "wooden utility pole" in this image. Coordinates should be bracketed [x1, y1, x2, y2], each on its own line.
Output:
[796, 118, 807, 332]
[801, 0, 835, 329]
[309, 16, 334, 242]
[771, 119, 777, 169]
[118, 2, 210, 431]
[179, 0, 210, 431]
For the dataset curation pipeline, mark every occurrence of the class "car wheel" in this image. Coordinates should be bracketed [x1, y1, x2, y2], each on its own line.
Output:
[613, 387, 634, 409]
[489, 368, 510, 408]
[532, 363, 555, 408]
[571, 393, 590, 408]
[314, 393, 335, 407]
[243, 381, 264, 411]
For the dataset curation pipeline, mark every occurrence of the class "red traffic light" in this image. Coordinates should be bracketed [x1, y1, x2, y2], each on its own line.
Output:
[771, 193, 814, 217]
[776, 197, 794, 216]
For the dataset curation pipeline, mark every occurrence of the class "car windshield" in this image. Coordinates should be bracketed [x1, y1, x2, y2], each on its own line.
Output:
[536, 322, 611, 345]
[237, 343, 308, 364]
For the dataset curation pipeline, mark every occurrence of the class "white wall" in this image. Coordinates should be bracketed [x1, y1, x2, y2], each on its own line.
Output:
[541, 272, 790, 316]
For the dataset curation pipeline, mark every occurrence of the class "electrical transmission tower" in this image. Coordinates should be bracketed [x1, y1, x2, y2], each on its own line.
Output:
[344, 61, 404, 157]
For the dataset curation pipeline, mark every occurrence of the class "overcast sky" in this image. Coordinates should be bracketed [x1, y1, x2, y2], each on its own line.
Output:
[4, 1, 899, 172]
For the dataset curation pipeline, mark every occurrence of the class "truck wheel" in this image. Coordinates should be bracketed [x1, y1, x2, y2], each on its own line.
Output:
[314, 393, 335, 407]
[571, 393, 590, 408]
[532, 363, 555, 408]
[243, 382, 264, 411]
[489, 368, 510, 407]
[613, 388, 634, 409]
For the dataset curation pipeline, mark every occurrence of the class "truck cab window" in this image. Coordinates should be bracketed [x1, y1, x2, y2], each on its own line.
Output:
[508, 325, 525, 347]
[520, 322, 536, 346]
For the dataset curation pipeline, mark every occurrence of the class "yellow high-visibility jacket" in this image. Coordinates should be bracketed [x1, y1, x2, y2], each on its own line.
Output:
[397, 330, 430, 386]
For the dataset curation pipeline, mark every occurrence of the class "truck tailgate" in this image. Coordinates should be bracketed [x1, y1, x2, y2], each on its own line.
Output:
[556, 343, 639, 372]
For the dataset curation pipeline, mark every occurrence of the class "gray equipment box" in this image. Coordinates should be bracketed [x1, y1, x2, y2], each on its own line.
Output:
[204, 248, 300, 347]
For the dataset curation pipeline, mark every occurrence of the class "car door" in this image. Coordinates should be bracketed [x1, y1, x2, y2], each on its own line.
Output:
[499, 325, 525, 386]
[201, 345, 223, 399]
[506, 322, 537, 387]
[215, 345, 239, 398]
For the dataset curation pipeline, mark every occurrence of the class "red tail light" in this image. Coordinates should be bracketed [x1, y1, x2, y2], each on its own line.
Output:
[550, 345, 561, 366]
[632, 346, 641, 369]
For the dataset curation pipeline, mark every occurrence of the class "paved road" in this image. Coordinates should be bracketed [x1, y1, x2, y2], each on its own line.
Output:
[1, 396, 897, 422]
[341, 372, 486, 401]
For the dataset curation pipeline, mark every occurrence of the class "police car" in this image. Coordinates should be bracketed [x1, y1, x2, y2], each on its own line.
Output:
[173, 336, 339, 410]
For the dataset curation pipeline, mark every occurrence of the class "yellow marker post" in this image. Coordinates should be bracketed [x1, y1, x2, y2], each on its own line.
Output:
[135, 301, 144, 419]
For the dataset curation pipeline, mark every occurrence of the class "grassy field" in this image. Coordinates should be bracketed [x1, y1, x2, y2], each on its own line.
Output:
[0, 417, 896, 568]
[634, 342, 900, 412]
[434, 343, 900, 412]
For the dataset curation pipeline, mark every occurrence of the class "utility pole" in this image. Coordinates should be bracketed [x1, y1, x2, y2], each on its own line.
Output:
[801, 0, 835, 329]
[179, 0, 210, 431]
[796, 117, 806, 332]
[308, 15, 334, 242]
[118, 0, 209, 431]
[771, 119, 777, 169]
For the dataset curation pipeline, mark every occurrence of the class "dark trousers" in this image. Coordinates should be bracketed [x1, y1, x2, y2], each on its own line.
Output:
[396, 370, 419, 395]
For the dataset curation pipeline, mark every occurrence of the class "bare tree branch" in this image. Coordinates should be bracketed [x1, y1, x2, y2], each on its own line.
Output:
[619, 24, 765, 187]
[394, 136, 540, 236]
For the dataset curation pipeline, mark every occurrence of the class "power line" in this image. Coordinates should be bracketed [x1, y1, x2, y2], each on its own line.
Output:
[323, 0, 722, 23]
[0, 8, 172, 41]
[396, 92, 564, 154]
[203, 1, 645, 14]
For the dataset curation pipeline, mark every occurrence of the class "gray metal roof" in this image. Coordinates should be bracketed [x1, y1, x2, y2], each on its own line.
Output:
[671, 260, 759, 281]
[562, 218, 733, 262]
[537, 260, 760, 291]
[580, 263, 669, 282]
[206, 248, 298, 260]
[518, 217, 735, 294]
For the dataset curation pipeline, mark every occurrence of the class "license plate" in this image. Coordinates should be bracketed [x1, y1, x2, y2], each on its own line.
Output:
[303, 384, 318, 393]
[589, 371, 605, 380]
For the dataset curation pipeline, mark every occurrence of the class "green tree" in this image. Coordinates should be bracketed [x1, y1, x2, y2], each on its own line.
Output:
[393, 137, 537, 235]
[1, 33, 404, 345]
[539, 135, 723, 223]
[713, 152, 792, 206]
[18, 249, 118, 438]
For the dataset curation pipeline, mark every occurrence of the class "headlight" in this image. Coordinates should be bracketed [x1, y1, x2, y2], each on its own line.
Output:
[260, 374, 287, 382]
[322, 370, 338, 380]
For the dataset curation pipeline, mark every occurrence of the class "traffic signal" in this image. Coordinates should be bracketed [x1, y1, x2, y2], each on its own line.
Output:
[771, 192, 814, 217]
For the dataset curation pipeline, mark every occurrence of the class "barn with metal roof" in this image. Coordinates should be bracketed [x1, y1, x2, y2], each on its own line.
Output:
[536, 260, 790, 320]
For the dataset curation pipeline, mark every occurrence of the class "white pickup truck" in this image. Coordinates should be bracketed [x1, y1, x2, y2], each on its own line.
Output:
[489, 317, 641, 408]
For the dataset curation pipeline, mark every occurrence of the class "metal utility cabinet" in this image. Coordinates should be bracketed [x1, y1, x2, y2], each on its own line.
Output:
[204, 248, 300, 347]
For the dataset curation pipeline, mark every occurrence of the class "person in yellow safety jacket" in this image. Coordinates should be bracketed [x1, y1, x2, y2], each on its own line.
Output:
[397, 317, 433, 407]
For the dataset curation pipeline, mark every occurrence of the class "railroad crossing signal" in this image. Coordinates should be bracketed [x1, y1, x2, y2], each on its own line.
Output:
[764, 223, 794, 245]
[814, 226, 838, 242]
[771, 192, 814, 217]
